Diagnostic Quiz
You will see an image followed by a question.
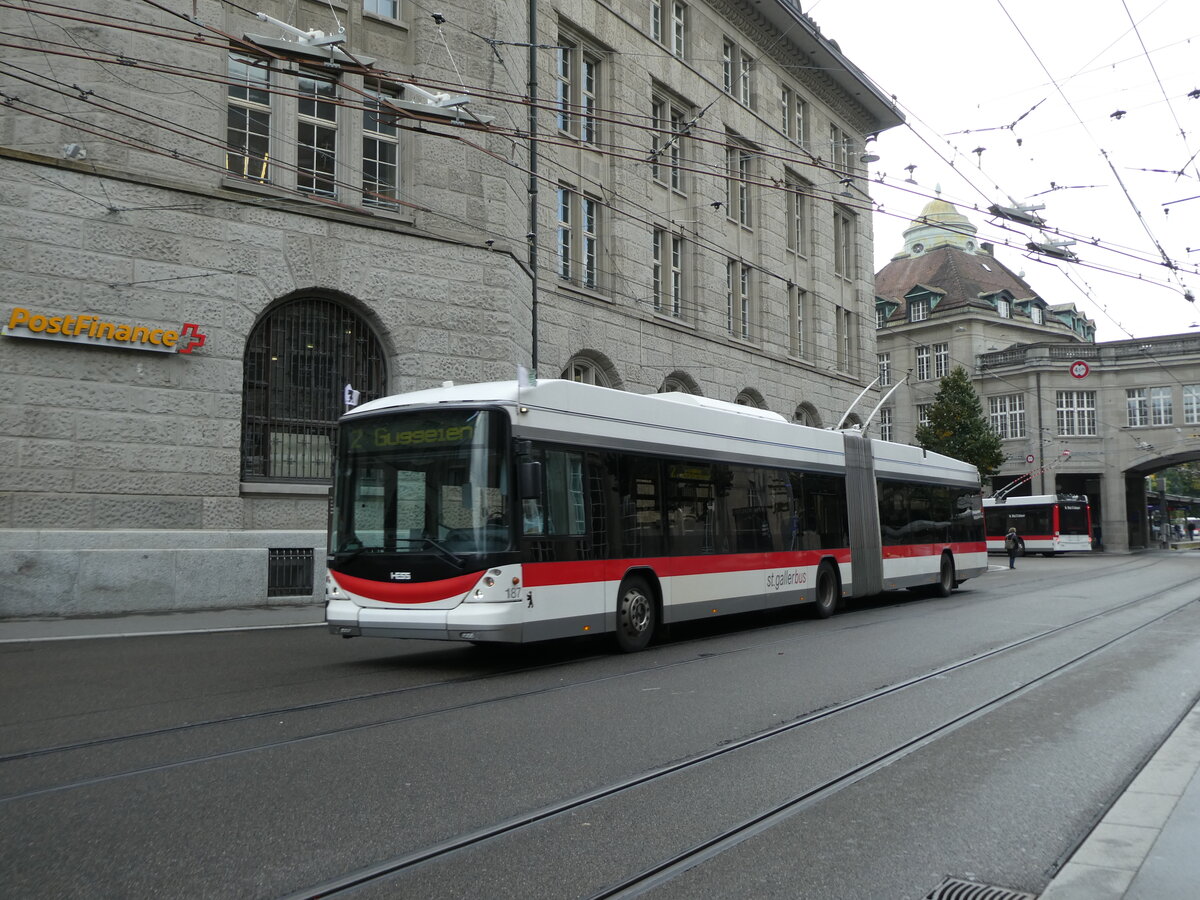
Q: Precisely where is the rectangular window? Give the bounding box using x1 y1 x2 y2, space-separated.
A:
652 230 683 317
989 394 1026 439
833 205 855 278
557 37 599 144
558 186 600 289
916 345 930 381
829 124 851 173
1151 386 1173 425
722 38 752 106
785 172 809 254
780 86 808 143
364 0 399 17
835 306 853 372
362 79 401 208
781 86 793 137
789 284 806 357
909 298 929 322
878 352 891 387
652 1 686 57
1031 305 1044 324
297 70 338 198
226 53 272 183
997 298 1011 318
933 342 949 378
1127 388 1148 427
876 306 888 328
651 94 688 192
878 408 893 442
726 259 751 339
1057 390 1097 436
1185 384 1200 424
918 404 931 429
726 141 753 227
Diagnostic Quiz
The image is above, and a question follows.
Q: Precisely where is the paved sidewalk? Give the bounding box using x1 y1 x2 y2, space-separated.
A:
0 604 326 642
1039 699 1200 899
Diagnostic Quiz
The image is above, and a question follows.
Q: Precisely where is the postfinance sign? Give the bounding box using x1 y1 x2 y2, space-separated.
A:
3 307 207 354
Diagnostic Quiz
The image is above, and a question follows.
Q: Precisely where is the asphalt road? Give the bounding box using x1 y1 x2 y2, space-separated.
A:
2 552 1199 899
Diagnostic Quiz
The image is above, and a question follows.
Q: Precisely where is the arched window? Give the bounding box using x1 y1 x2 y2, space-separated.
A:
658 371 700 395
794 403 822 428
734 388 765 408
561 351 620 389
242 295 386 482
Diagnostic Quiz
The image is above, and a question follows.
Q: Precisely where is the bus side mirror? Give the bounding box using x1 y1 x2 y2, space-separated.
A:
519 461 543 500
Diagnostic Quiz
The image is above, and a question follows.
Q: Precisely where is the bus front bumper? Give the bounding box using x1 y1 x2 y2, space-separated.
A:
326 597 525 642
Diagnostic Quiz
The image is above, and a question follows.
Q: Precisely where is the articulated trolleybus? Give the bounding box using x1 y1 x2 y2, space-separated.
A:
326 380 987 651
983 493 1092 556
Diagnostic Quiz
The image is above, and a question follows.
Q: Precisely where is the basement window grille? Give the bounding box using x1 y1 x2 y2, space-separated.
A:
268 548 315 597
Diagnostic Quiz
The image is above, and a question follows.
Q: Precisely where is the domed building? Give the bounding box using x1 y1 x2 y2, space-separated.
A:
871 196 1200 552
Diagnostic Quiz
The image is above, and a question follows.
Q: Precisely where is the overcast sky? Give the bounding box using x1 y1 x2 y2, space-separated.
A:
805 0 1200 342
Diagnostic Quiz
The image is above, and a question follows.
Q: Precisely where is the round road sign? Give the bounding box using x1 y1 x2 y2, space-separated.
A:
1069 360 1090 379
1025 454 1035 464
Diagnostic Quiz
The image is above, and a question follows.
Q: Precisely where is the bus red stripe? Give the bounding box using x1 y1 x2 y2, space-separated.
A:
332 569 484 604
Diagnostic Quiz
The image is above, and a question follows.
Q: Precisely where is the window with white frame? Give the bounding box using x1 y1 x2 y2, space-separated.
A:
996 297 1011 318
364 0 399 18
1057 390 1097 436
876 306 888 328
785 171 809 254
1151 386 1173 425
726 140 754 227
226 53 272 183
780 85 807 144
556 35 600 144
563 357 610 386
722 38 752 106
1127 388 1148 427
933 342 949 378
650 1 687 58
726 259 752 339
835 305 854 373
1185 384 1200 424
989 393 1026 439
789 284 807 358
829 123 852 174
362 79 401 208
833 205 855 279
651 93 688 192
652 229 683 317
297 69 338 198
909 297 929 322
915 345 931 381
917 404 931 429
877 407 893 442
1031 305 1044 325
878 352 891 386
557 184 600 289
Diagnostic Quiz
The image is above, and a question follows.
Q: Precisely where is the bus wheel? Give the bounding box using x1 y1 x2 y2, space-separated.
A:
810 562 840 619
615 576 656 652
933 553 955 597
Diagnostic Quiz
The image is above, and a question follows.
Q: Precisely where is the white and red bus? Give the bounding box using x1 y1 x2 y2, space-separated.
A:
983 493 1093 556
326 380 987 651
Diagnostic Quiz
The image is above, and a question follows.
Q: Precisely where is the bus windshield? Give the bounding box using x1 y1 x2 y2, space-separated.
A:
331 408 511 558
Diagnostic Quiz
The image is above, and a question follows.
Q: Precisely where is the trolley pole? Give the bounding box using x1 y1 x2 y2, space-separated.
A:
527 0 539 373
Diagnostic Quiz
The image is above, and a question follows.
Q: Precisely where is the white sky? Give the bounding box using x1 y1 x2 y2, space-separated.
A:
805 0 1200 341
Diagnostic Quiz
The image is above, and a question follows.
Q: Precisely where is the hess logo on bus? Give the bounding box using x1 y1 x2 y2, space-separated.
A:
390 572 412 581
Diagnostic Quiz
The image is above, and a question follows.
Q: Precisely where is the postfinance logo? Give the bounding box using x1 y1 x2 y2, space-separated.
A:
4 307 207 354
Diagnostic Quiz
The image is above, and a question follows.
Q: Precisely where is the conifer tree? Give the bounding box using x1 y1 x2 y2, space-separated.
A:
914 366 1004 478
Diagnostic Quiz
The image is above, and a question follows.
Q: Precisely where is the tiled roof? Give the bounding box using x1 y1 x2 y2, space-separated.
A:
875 245 1038 319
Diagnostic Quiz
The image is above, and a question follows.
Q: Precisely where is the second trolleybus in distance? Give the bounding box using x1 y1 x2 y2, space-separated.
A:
983 493 1093 556
326 379 987 651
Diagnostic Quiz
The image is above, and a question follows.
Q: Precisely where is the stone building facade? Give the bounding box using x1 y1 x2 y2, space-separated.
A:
874 198 1200 552
0 0 901 616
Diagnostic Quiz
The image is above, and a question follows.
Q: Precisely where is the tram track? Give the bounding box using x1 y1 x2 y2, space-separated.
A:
274 570 1200 899
0 558 1185 806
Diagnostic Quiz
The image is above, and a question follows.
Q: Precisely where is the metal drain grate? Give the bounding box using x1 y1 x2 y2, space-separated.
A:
923 877 1035 900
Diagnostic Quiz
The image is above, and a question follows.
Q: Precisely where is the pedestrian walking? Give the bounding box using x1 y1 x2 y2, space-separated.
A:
1004 526 1020 569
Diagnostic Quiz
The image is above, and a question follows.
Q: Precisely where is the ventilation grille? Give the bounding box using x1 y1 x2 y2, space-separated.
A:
923 877 1034 900
267 548 315 597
